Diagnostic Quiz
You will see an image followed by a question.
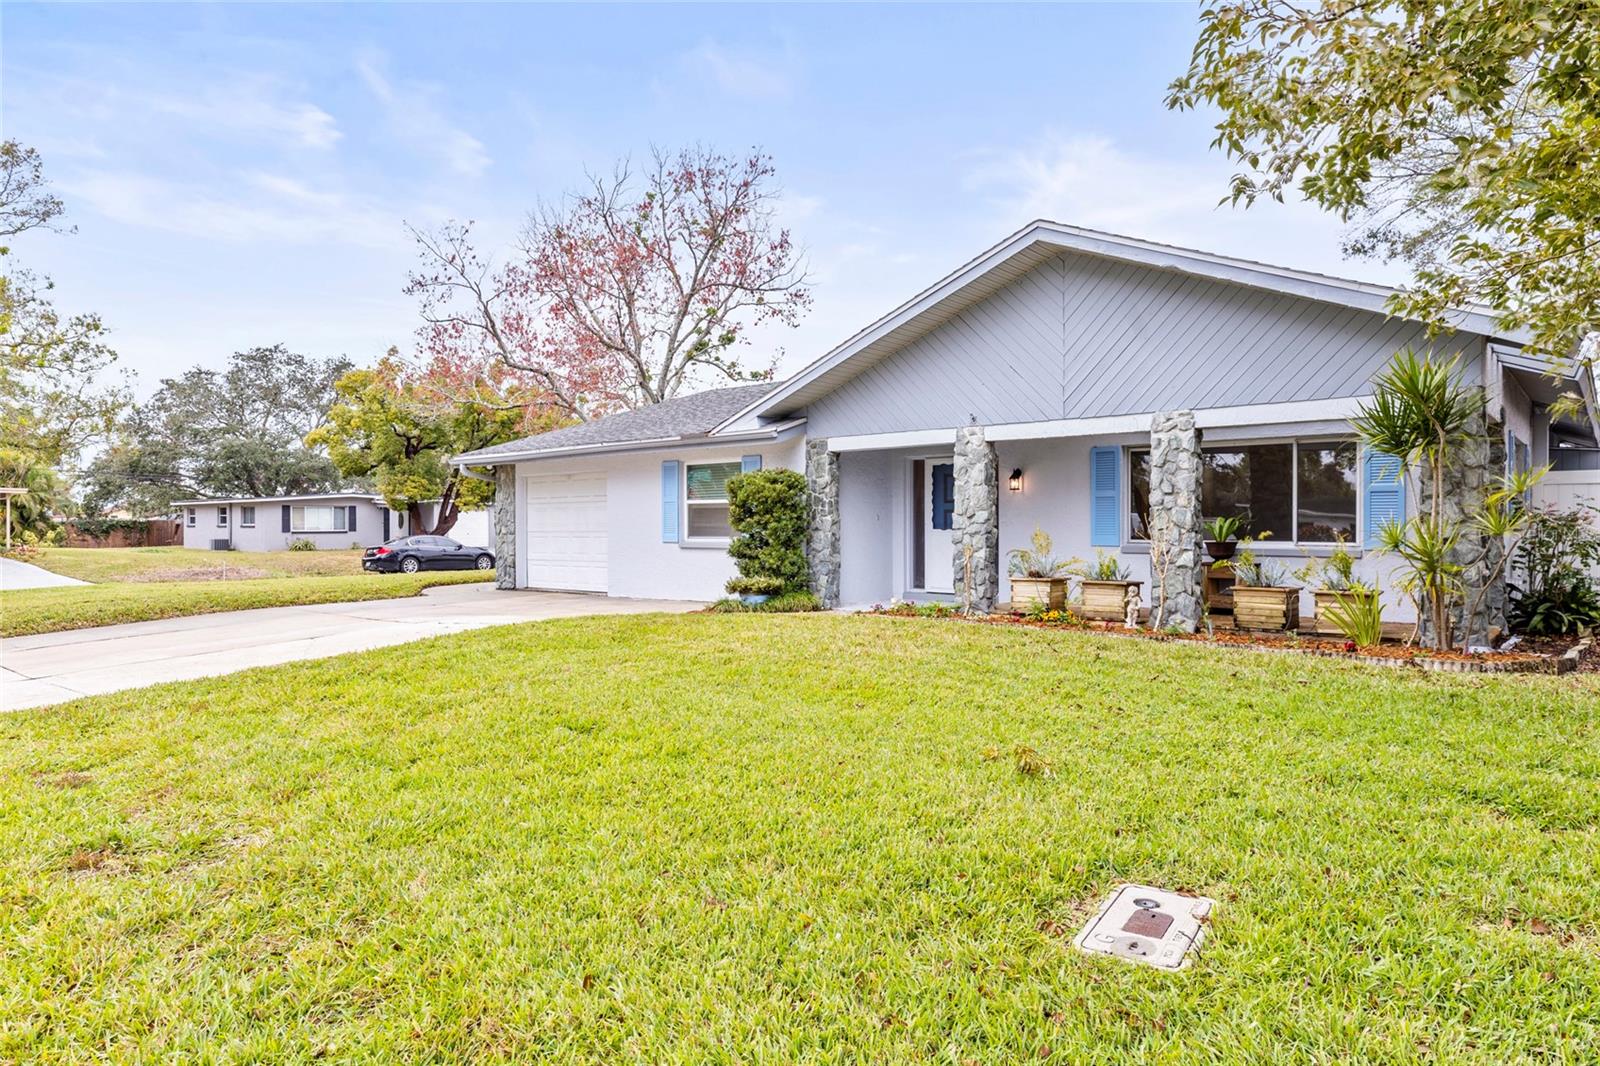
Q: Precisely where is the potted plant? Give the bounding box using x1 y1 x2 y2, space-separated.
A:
1203 514 1245 561
1007 526 1079 610
1077 549 1141 621
1229 534 1300 631
1294 536 1375 634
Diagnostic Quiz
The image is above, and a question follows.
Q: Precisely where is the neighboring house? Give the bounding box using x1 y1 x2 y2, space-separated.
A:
174 493 402 551
454 220 1600 624
172 493 495 552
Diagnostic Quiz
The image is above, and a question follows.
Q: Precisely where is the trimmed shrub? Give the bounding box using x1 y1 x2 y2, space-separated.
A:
725 469 808 595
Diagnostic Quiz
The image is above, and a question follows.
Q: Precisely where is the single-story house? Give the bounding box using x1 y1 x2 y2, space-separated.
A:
172 493 496 552
454 220 1600 632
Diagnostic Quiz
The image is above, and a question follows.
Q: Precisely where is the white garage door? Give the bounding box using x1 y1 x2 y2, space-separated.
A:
524 474 608 592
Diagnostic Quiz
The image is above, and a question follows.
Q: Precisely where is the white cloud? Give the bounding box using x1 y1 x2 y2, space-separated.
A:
63 169 404 250
355 48 490 177
156 94 342 150
966 133 1408 285
680 39 799 100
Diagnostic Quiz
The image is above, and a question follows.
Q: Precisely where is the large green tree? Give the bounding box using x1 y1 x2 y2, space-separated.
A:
0 140 128 467
1168 1 1600 397
82 345 350 516
308 353 561 536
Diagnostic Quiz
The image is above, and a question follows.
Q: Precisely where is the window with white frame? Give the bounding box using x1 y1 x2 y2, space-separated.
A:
186 507 196 527
290 505 348 533
239 505 256 528
1129 440 1358 544
217 506 229 527
684 461 742 541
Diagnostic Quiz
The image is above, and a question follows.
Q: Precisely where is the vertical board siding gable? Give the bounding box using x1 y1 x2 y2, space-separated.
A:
803 250 1487 438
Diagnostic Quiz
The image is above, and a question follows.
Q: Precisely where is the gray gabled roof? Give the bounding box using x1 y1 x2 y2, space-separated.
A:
728 219 1529 425
455 383 781 464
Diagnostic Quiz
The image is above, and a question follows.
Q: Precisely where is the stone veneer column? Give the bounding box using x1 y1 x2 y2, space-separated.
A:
1420 399 1507 647
493 464 517 590
806 440 841 608
952 426 999 613
1147 411 1203 632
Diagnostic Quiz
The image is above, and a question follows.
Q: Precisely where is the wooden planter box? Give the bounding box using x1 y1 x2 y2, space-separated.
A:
1010 576 1067 610
1081 579 1141 622
1310 588 1376 635
1232 586 1300 632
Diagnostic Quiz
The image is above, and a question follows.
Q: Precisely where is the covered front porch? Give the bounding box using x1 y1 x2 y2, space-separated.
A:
807 402 1413 628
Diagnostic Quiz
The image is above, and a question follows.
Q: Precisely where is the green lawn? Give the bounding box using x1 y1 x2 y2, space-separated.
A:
30 546 369 583
0 571 491 637
3 614 1596 1062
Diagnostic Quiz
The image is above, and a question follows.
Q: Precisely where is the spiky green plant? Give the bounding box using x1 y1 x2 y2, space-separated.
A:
1351 349 1544 650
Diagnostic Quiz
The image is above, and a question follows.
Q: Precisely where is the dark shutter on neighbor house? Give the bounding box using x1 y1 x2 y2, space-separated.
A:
282 505 291 533
383 509 390 541
348 505 357 532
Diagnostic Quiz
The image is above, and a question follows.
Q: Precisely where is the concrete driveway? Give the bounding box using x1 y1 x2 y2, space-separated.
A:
0 556 88 590
1 583 702 712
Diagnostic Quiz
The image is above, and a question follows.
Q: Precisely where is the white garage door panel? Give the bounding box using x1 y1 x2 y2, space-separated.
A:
524 474 608 592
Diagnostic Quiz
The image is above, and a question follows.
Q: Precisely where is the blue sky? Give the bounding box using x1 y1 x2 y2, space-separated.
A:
4 2 1405 399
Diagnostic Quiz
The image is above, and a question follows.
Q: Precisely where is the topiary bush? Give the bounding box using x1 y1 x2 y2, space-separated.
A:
725 468 809 595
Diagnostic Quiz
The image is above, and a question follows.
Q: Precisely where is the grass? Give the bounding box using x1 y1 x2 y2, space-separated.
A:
28 546 370 583
2 613 1596 1062
0 571 491 637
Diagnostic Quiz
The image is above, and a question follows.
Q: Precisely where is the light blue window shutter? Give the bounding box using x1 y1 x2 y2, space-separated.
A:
741 454 762 473
1089 446 1120 547
1363 449 1405 545
661 460 681 543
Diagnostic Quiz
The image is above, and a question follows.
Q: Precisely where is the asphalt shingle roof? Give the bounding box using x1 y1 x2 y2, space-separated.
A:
456 382 777 463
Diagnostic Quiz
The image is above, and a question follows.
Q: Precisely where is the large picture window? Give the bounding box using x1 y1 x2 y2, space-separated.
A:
1129 440 1357 544
291 505 348 533
684 461 742 541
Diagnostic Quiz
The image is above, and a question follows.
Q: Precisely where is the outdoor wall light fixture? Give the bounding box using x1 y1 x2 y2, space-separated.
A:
1009 468 1024 492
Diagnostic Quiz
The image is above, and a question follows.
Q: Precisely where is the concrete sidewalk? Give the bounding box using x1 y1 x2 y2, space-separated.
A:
1 583 701 711
0 556 88 590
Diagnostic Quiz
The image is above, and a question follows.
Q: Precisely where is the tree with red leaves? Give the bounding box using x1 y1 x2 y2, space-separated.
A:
407 146 810 421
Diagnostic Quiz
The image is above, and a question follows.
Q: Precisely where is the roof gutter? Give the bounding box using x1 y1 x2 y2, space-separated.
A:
452 417 807 468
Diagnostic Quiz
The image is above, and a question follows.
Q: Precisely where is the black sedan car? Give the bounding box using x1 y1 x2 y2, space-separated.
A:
363 535 495 574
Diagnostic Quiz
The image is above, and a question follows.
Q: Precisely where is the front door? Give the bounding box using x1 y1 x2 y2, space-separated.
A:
914 459 955 594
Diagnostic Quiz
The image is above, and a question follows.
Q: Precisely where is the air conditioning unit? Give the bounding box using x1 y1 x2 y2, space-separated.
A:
210 539 232 551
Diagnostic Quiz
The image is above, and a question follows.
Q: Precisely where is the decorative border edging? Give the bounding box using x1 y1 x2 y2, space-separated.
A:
865 610 1580 675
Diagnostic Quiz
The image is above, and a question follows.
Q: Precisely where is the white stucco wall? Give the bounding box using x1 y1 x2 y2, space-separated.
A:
511 438 805 601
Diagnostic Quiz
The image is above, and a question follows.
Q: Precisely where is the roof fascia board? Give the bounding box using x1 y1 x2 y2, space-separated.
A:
454 418 806 467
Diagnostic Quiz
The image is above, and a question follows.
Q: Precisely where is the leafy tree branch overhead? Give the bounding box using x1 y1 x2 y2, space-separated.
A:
406 146 810 421
1168 0 1600 404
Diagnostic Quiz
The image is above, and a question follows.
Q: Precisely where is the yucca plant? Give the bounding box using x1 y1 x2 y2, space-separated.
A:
1352 349 1545 650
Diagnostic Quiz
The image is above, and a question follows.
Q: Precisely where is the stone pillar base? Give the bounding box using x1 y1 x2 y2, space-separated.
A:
953 427 999 613
493 464 517 590
806 441 841 608
1148 411 1203 632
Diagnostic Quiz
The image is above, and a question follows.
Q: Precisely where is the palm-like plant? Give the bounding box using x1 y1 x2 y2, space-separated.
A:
1353 349 1545 650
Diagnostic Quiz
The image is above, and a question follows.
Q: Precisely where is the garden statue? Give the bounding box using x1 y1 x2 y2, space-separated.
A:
1124 583 1141 629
